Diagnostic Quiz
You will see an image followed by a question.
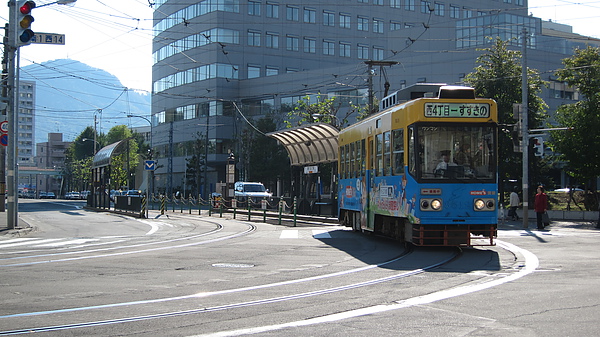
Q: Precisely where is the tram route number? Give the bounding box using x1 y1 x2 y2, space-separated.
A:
425 103 490 118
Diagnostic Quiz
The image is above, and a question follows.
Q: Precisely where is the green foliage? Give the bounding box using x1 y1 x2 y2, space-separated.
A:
553 46 600 184
185 132 207 196
247 117 290 188
464 37 548 194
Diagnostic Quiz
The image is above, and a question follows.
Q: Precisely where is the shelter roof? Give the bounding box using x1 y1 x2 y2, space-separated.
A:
266 123 339 166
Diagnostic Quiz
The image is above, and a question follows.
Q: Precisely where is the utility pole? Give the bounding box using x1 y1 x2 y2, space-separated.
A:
521 28 529 229
364 60 398 114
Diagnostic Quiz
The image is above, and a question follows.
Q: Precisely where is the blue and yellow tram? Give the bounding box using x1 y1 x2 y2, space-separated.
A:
338 86 498 246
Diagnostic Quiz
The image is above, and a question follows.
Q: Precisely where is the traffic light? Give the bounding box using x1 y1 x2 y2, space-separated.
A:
14 1 36 47
532 136 544 157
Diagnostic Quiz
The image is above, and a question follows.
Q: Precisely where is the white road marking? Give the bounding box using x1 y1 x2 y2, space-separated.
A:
35 238 100 247
0 238 62 248
279 230 298 239
193 239 538 337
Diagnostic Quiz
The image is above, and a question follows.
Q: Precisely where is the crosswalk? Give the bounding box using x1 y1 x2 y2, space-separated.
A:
0 230 343 250
0 236 129 250
279 229 334 239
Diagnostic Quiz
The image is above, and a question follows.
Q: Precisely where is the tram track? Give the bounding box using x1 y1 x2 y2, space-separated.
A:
0 246 462 335
0 219 255 268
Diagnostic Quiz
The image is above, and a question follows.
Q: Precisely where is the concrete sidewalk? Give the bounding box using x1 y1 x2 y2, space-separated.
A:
0 213 34 237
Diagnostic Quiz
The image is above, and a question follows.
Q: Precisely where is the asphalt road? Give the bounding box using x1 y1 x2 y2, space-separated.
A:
0 199 599 336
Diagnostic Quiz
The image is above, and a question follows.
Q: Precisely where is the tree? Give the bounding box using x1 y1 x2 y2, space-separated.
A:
464 37 547 202
552 46 600 212
64 126 101 192
185 132 207 197
247 116 290 191
104 125 139 190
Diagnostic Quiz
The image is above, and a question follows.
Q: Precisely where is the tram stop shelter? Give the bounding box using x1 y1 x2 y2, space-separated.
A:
88 139 131 210
266 123 339 216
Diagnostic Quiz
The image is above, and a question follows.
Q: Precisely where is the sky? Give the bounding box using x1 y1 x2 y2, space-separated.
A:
1 0 600 94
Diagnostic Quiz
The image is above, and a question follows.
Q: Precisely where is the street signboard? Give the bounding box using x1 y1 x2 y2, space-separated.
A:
0 134 8 147
0 121 8 133
30 33 65 45
144 160 156 171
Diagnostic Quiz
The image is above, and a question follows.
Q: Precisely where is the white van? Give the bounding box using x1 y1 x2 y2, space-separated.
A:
234 182 272 202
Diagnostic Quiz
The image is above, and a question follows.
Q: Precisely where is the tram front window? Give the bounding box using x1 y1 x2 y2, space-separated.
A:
414 124 496 181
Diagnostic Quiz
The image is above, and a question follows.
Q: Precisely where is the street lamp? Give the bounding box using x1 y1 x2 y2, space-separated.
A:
82 138 100 154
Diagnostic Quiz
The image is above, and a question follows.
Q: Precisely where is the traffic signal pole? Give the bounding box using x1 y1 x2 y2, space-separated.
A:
521 28 529 229
6 0 20 229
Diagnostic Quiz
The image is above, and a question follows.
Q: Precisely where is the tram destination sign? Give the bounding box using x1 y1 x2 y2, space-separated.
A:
424 102 490 118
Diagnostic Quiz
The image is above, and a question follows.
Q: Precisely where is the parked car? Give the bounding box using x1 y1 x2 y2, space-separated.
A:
124 190 142 197
40 192 56 199
65 192 81 200
234 181 272 203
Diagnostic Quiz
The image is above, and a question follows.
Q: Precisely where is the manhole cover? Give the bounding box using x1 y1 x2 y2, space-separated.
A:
212 263 255 268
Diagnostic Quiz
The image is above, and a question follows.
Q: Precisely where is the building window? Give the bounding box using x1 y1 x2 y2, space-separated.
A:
390 0 401 8
373 18 384 33
449 5 459 18
340 42 351 57
515 0 523 5
248 65 261 78
304 7 316 23
266 32 278 48
390 21 401 30
358 16 369 31
373 46 384 60
503 0 511 3
323 40 335 55
373 0 383 5
421 1 431 13
286 5 299 21
323 11 335 26
434 2 444 16
248 1 260 16
405 0 415 11
463 7 473 18
286 35 299 51
340 13 351 28
266 2 278 18
304 37 316 53
247 30 261 46
266 66 278 76
358 44 369 59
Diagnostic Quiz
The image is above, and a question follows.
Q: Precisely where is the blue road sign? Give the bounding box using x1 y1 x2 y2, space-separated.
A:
144 160 156 171
0 134 7 147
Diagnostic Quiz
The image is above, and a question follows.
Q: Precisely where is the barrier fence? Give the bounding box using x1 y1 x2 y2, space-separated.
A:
87 193 337 226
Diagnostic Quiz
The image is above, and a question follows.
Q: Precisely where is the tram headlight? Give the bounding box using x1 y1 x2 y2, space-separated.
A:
420 198 442 211
474 199 486 210
474 198 496 211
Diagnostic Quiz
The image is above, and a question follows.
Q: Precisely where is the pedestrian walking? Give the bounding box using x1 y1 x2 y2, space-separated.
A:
509 188 520 221
534 185 548 230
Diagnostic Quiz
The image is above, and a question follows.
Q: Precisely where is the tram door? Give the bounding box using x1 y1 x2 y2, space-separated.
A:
363 136 375 231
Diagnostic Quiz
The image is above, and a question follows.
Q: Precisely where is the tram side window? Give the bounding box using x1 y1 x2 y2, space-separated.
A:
408 127 415 176
375 133 383 176
360 139 366 176
383 131 391 175
393 129 404 175
344 144 350 179
355 140 362 177
349 142 356 178
340 144 345 179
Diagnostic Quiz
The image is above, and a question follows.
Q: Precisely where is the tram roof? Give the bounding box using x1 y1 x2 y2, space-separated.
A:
266 123 339 166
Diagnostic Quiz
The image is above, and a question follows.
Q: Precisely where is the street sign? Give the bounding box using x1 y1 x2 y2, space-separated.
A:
0 121 8 133
144 160 156 171
0 134 8 147
30 33 65 45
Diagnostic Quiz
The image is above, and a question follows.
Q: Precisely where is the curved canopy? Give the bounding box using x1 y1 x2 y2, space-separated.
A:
266 123 339 166
92 139 130 168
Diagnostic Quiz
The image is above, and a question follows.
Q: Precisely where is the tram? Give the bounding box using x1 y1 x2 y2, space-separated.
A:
338 85 498 246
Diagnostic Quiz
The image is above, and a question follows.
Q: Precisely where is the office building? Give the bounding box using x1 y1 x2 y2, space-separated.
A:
151 0 599 195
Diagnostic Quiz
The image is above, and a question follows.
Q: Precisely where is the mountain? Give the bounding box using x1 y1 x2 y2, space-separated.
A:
20 59 151 145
